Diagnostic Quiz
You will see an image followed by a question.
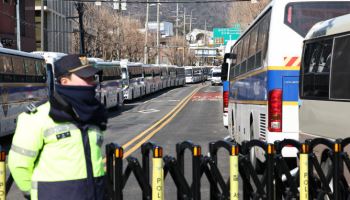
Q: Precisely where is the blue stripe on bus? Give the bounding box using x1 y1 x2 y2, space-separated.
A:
267 70 299 101
230 70 300 102
223 81 229 91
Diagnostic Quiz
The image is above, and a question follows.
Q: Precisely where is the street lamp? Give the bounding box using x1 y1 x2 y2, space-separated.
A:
144 0 149 64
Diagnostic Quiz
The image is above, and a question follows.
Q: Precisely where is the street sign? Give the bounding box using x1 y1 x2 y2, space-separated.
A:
213 25 241 46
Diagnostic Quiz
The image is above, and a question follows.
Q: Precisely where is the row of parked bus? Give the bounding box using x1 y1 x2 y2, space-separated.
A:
90 60 186 109
184 66 213 83
220 0 350 170
0 50 188 137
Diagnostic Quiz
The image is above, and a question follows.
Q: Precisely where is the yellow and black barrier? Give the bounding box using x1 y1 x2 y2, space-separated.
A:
300 143 309 200
152 146 163 200
105 138 350 200
230 145 239 200
0 149 5 200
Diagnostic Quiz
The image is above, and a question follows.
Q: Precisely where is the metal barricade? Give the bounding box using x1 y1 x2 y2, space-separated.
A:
104 138 350 200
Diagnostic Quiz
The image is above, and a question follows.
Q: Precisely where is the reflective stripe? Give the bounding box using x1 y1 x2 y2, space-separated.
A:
44 124 78 138
11 144 38 157
32 181 38 190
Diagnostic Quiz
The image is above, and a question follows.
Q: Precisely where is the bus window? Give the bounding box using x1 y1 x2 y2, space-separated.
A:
0 56 13 74
330 34 350 100
24 58 36 82
12 57 25 74
262 12 271 62
242 35 250 62
25 59 36 75
236 42 243 65
12 56 25 82
284 2 350 37
248 26 258 71
256 12 271 69
35 61 43 75
301 39 332 99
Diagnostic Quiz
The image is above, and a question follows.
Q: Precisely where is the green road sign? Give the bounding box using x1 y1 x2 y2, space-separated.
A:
213 24 241 46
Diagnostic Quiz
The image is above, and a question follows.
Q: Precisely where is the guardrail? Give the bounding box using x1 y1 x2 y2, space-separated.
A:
106 138 350 200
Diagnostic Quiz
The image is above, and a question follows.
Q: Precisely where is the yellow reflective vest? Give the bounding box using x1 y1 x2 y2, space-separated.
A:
8 102 105 200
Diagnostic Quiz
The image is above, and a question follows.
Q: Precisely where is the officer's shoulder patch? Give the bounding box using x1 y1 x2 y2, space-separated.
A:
25 100 47 114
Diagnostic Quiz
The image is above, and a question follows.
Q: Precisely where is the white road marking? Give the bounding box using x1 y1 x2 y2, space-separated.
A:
138 109 160 114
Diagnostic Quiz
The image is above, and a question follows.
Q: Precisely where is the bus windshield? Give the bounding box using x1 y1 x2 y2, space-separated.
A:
185 69 192 76
212 72 221 77
284 2 350 37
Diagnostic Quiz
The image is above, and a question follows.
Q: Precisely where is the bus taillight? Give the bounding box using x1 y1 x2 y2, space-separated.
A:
223 81 229 112
223 91 229 112
268 89 282 132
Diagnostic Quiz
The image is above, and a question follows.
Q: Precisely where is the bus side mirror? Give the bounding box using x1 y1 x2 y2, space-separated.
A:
221 63 228 81
224 53 237 62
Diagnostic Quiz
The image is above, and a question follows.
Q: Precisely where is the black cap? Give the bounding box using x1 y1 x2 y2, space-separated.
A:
54 54 100 78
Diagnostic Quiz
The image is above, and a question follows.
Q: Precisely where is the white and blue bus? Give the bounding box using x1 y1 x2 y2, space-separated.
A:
226 0 350 165
0 48 47 137
185 66 201 83
92 61 124 109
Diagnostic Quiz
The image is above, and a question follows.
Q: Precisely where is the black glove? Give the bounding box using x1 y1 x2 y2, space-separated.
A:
23 192 30 200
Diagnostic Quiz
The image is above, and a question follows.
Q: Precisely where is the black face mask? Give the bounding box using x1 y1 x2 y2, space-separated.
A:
53 85 107 129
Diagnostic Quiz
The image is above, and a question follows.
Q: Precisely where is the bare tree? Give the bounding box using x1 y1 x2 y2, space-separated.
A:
72 4 147 62
162 37 184 65
226 0 271 31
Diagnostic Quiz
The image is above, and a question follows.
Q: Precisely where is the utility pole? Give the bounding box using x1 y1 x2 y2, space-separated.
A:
176 3 179 38
16 0 21 50
204 19 207 46
40 0 44 50
144 0 149 64
182 8 186 66
156 0 160 64
75 2 85 55
190 9 194 34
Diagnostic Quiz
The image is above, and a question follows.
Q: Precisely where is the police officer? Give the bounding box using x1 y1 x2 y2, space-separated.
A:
8 54 108 200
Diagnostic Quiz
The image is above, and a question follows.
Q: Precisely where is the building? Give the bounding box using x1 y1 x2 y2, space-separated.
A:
186 29 213 47
34 0 75 53
0 0 36 51
186 29 218 65
147 21 174 37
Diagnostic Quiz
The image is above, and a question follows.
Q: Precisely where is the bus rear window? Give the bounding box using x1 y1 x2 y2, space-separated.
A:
284 2 350 37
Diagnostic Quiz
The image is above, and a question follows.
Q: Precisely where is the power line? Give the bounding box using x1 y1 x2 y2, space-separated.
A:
63 0 246 4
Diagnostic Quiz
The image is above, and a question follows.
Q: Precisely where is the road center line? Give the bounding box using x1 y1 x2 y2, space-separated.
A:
122 86 201 150
122 86 202 157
